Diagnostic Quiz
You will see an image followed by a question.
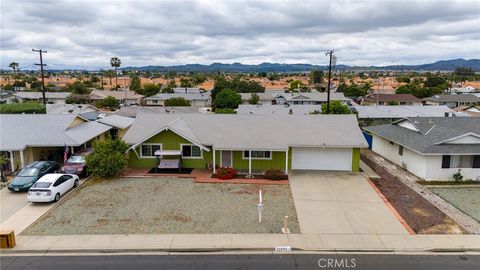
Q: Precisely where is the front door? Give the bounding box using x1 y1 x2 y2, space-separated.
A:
221 151 232 168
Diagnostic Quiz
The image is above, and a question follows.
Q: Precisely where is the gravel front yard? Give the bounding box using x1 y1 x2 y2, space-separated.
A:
22 177 299 235
429 187 480 222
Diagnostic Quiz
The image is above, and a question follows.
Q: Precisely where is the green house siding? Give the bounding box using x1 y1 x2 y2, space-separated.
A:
231 151 287 171
128 130 212 169
351 148 360 172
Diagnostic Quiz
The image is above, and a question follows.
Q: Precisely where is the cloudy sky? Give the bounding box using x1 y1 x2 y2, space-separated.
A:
1 0 479 70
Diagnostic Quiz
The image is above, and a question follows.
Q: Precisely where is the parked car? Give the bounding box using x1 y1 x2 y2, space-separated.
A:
7 161 59 192
61 149 92 177
27 173 79 203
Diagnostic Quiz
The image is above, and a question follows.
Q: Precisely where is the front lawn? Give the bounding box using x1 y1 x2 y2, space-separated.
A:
22 177 299 235
0 102 46 114
429 187 480 222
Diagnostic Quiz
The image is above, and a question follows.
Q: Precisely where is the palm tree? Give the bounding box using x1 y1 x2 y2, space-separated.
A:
9 62 19 86
110 57 121 88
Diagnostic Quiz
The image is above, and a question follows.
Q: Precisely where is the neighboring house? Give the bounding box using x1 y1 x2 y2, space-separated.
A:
360 94 422 106
144 92 211 107
237 104 322 115
353 105 455 126
452 105 480 117
277 92 351 105
239 92 278 105
172 88 203 94
122 114 368 174
98 114 135 138
0 115 112 170
0 90 15 104
89 90 144 105
423 94 480 108
114 106 206 118
450 86 477 94
14 91 71 104
46 104 101 121
364 117 480 181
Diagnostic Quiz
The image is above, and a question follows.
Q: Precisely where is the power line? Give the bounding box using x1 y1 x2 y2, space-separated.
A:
32 48 47 105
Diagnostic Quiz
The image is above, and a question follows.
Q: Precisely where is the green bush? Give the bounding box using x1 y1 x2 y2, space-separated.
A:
213 88 242 109
86 138 129 178
264 169 288 180
214 108 236 114
164 97 191 106
0 102 46 114
95 96 118 110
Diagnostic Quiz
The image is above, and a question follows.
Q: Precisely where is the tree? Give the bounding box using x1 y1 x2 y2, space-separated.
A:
104 70 115 85
387 100 399 105
343 82 368 97
89 75 100 88
62 81 90 95
211 76 265 101
130 74 141 93
213 88 242 109
86 138 129 178
138 83 161 97
289 80 308 91
180 77 193 93
96 96 118 110
66 94 90 104
164 97 191 106
110 57 121 87
321 100 350 114
425 76 446 88
215 108 236 114
191 73 207 85
9 62 19 86
248 93 260 105
309 69 323 90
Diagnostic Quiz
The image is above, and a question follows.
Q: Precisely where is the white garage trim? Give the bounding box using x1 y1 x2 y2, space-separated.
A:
292 147 352 171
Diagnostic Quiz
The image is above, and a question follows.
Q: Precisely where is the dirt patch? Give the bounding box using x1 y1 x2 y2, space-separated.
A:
362 155 466 234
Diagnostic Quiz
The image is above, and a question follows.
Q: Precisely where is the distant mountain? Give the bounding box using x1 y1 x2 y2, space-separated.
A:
120 58 479 73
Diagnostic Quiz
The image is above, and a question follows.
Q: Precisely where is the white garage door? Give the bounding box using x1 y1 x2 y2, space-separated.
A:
292 147 352 171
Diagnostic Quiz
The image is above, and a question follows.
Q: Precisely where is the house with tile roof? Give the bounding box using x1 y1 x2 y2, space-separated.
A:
364 117 480 181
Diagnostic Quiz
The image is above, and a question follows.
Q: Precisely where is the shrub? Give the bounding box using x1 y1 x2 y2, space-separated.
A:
164 97 191 106
215 108 236 114
0 102 46 114
264 169 288 180
216 167 237 180
453 169 463 182
95 96 118 110
86 138 129 178
213 88 242 109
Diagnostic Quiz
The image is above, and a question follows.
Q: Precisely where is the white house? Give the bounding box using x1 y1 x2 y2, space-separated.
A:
365 117 480 181
144 92 211 107
14 92 71 104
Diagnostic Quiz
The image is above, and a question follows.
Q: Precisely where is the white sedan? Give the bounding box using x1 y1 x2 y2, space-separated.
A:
27 174 79 203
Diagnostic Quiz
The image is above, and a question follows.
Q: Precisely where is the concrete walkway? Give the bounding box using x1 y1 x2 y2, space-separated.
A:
289 172 408 235
2 234 479 254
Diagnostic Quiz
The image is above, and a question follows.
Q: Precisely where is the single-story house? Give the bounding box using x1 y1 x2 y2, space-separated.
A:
277 92 351 105
364 117 480 181
144 92 211 107
239 92 277 105
122 114 368 174
360 94 422 106
423 94 480 108
14 91 71 104
450 86 477 94
113 106 205 118
0 90 15 104
452 105 480 117
89 90 144 105
0 114 113 171
46 104 101 121
353 105 455 126
172 88 203 94
237 104 322 115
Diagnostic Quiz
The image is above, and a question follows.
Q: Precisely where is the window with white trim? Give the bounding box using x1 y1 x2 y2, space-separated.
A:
140 144 162 157
442 155 480 168
181 144 202 158
243 151 271 159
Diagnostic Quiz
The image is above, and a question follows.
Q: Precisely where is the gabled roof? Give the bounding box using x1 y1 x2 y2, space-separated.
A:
14 92 71 99
423 94 480 103
89 90 144 100
144 92 211 101
363 94 420 103
283 92 349 102
237 104 322 115
353 105 453 119
365 117 480 154
46 104 99 115
0 115 111 151
98 115 134 129
123 114 368 151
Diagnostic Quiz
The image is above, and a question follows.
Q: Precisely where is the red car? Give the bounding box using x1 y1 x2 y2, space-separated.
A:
61 149 92 177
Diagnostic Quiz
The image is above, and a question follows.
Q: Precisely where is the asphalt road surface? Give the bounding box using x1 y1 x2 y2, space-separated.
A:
1 254 479 270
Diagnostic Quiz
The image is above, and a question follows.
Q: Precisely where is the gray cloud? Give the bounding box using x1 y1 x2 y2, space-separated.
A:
1 0 479 69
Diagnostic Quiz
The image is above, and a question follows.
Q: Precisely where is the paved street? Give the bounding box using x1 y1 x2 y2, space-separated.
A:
0 188 29 224
1 254 479 270
289 172 408 234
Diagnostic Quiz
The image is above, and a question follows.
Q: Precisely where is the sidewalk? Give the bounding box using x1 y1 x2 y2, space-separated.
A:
2 234 479 254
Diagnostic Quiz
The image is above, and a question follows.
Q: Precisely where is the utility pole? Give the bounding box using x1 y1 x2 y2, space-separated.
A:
325 50 334 114
32 49 47 105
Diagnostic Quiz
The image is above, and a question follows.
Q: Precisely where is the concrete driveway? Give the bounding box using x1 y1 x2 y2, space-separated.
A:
289 171 408 235
1 187 29 223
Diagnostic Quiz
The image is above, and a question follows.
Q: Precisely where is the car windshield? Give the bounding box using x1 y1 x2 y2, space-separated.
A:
18 168 39 177
67 156 85 163
32 182 52 188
